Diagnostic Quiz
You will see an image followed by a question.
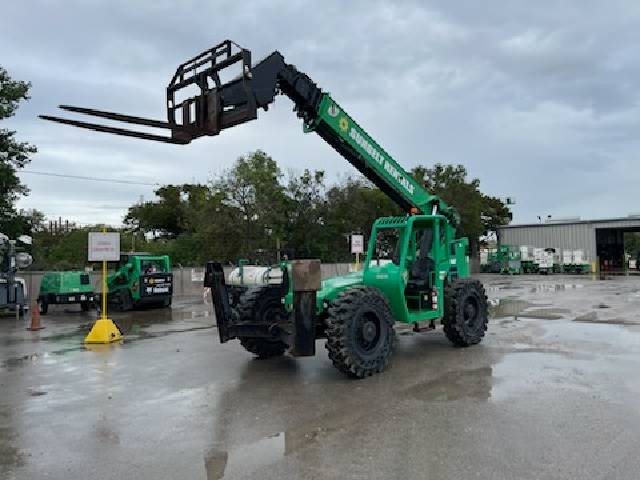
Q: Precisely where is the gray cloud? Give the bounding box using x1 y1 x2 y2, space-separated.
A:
2 0 640 225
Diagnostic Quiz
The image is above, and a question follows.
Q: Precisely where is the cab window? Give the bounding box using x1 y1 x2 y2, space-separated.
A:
141 259 166 274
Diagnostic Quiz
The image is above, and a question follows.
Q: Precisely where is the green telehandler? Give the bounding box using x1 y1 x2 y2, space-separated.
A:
41 40 489 378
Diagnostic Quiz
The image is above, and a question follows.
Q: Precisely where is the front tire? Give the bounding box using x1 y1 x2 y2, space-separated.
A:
236 287 289 359
40 299 49 315
325 286 395 378
443 279 488 347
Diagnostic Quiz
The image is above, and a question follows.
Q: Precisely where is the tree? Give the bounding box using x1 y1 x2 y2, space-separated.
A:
0 67 38 237
324 177 402 261
212 150 289 257
285 169 327 258
412 164 511 255
124 184 211 238
624 233 640 261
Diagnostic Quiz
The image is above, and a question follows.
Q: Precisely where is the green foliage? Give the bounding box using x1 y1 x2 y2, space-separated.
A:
323 177 402 261
285 169 327 259
31 228 90 270
213 150 289 255
0 67 39 237
412 164 511 253
624 233 640 260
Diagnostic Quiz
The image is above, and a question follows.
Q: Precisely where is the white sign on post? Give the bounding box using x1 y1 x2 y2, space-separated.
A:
88 232 121 261
351 234 364 254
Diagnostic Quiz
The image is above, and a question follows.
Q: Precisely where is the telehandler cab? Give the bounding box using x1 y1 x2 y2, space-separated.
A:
41 40 488 378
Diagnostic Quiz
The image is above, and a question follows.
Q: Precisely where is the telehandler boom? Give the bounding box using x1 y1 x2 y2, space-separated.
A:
42 40 488 378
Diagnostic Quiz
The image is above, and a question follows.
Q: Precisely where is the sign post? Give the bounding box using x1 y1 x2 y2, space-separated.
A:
351 234 364 271
85 229 122 344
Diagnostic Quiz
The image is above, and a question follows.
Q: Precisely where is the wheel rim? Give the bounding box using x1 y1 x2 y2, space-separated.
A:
463 295 480 329
354 311 383 356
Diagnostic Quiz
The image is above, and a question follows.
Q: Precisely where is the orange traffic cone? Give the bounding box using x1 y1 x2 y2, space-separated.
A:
27 301 44 331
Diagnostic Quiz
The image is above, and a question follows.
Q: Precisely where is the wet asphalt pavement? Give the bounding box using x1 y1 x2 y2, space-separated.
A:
2 274 640 479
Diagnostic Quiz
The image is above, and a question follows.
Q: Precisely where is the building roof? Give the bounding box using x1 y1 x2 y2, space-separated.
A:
499 216 640 229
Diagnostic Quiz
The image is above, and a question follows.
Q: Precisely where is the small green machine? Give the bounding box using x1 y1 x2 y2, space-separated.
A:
106 253 173 311
38 271 96 315
42 40 489 378
497 245 521 275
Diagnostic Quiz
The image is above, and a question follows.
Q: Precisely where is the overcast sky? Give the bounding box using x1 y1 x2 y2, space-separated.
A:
3 0 640 226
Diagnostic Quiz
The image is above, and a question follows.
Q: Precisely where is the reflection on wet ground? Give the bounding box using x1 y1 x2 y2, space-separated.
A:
406 367 493 401
529 283 584 293
205 433 285 480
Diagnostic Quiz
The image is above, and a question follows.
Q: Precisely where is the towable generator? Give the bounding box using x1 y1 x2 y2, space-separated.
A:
38 271 95 314
41 40 489 378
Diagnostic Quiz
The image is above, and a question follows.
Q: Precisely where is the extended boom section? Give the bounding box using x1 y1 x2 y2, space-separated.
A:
40 40 456 222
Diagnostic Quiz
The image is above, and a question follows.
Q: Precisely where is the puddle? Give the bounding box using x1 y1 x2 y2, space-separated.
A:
204 415 344 479
530 283 584 293
491 351 586 400
520 308 570 320
205 432 285 480
575 311 598 322
573 312 638 326
488 298 565 320
489 299 534 319
406 367 494 401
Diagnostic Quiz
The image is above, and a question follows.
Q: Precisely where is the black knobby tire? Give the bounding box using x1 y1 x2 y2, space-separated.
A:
235 286 288 359
443 279 488 347
325 286 396 378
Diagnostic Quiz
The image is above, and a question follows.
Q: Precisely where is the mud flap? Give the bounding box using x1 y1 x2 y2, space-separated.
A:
290 260 321 357
204 262 234 343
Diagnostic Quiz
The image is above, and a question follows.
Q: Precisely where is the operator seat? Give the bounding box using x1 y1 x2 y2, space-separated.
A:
406 230 435 291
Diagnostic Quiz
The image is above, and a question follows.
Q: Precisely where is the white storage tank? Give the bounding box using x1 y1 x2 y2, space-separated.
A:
227 265 283 287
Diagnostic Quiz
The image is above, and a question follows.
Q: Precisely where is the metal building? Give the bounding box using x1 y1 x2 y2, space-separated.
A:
496 216 640 270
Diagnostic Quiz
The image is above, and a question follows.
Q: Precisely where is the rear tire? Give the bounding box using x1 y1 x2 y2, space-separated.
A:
325 286 395 378
236 287 288 359
443 279 488 347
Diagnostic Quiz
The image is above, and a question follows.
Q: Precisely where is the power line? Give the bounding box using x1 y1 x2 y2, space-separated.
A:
20 170 159 186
